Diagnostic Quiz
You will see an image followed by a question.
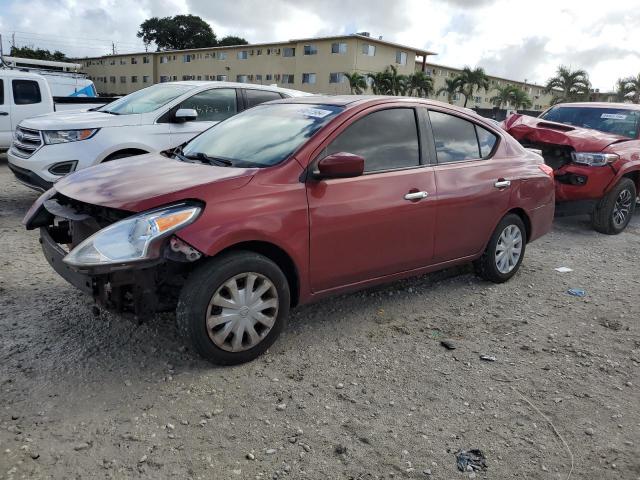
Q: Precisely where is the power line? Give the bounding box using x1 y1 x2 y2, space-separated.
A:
6 29 146 48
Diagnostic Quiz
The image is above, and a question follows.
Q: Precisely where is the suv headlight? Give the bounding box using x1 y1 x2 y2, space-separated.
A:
43 129 99 144
571 152 619 167
63 203 201 267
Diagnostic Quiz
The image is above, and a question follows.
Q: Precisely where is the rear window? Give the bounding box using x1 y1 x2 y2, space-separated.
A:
540 106 640 139
12 80 42 105
429 111 497 162
245 89 283 108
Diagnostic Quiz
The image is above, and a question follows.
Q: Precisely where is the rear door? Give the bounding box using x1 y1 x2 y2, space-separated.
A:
306 105 437 292
0 77 12 148
169 88 239 145
425 108 515 262
10 77 50 131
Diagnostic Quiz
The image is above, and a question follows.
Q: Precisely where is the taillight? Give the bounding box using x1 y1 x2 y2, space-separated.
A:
538 164 554 178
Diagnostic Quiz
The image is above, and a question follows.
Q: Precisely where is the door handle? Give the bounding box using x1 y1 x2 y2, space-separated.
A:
404 191 429 201
494 180 511 189
0 111 8 116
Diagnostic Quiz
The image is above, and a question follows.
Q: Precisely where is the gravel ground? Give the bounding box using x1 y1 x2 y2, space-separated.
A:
1 153 639 480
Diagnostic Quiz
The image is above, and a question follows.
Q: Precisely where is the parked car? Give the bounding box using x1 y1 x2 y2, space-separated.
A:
503 102 640 234
1 68 109 151
7 81 309 191
25 96 555 365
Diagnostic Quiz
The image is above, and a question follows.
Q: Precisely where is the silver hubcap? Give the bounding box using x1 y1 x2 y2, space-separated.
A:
613 189 633 227
206 273 278 352
495 224 523 274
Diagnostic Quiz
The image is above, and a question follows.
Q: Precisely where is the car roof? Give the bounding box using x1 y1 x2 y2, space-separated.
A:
552 102 640 110
162 80 310 96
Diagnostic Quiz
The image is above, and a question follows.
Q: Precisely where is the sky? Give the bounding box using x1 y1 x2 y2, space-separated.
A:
1 0 639 91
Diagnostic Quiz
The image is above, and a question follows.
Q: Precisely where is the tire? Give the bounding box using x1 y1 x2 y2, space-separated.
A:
474 213 527 283
592 177 636 235
177 251 290 365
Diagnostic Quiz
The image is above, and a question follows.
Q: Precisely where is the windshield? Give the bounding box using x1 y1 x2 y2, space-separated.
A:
181 103 344 167
98 84 192 115
540 106 640 139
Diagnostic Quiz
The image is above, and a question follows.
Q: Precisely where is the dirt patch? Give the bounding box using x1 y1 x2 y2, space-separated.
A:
1 154 639 479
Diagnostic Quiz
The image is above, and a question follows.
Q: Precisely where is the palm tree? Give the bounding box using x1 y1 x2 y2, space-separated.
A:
384 65 408 96
510 86 533 110
545 66 590 105
456 67 490 107
615 78 630 102
343 72 367 94
621 74 640 103
407 71 434 98
436 77 462 104
491 84 516 108
367 71 392 95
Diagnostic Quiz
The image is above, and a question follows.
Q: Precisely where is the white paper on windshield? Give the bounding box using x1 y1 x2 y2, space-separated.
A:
300 108 333 118
601 113 627 120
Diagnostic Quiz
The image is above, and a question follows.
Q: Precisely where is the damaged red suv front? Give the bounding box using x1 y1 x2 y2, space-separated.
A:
504 103 640 234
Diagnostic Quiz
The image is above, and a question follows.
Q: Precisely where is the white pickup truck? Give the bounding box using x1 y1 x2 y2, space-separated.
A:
7 81 309 191
1 68 109 150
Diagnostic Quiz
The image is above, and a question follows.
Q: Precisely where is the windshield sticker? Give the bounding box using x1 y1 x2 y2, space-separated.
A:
300 108 333 119
601 113 627 120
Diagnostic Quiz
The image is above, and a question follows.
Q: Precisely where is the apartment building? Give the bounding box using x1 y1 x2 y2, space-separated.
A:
81 33 434 96
421 62 555 110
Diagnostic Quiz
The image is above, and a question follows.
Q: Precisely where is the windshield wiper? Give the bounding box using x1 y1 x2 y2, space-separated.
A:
101 110 120 115
184 152 233 167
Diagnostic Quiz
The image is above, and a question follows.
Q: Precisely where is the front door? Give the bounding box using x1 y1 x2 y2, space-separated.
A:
0 78 12 148
307 106 437 292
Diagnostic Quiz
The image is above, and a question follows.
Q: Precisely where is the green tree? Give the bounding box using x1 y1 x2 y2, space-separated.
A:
384 65 408 96
9 46 68 62
545 65 590 105
137 14 217 51
218 35 248 46
406 71 434 97
491 84 516 108
620 74 640 103
436 77 462 104
456 66 490 107
615 78 630 102
343 72 367 94
367 71 392 95
511 86 533 110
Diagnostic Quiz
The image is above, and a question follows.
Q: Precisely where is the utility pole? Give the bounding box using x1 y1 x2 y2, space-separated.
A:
112 42 116 55
0 34 4 58
11 32 15 48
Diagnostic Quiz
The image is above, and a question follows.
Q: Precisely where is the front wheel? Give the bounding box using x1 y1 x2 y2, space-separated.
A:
592 177 636 235
177 251 290 365
474 214 527 283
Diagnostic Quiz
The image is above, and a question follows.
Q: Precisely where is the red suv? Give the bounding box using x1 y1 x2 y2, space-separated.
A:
504 103 640 234
25 96 554 365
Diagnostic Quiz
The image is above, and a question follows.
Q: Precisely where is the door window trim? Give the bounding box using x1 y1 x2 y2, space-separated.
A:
425 107 501 166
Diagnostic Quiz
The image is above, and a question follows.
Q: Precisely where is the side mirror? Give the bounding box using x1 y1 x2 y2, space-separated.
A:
174 108 198 123
315 152 364 179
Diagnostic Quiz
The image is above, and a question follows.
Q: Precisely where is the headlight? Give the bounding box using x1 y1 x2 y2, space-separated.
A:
63 203 201 267
42 129 99 144
571 152 619 167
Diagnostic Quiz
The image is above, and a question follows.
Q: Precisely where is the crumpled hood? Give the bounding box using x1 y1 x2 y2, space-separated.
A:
20 109 141 129
503 114 630 152
53 153 256 211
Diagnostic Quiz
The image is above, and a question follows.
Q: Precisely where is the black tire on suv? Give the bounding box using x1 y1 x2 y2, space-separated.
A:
592 177 636 235
474 213 527 283
177 251 290 365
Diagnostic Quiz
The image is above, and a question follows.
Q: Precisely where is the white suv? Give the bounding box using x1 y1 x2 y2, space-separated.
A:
7 81 309 191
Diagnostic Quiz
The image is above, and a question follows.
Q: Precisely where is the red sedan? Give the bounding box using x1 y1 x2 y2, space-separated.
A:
25 96 555 365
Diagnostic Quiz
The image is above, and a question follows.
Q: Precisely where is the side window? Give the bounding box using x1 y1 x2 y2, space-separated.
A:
325 108 420 172
0 79 4 105
245 89 283 108
12 80 42 105
177 88 237 122
429 110 480 162
476 125 497 157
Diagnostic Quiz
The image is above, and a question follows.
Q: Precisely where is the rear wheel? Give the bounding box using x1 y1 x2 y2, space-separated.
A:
592 177 636 234
474 214 526 283
177 251 290 365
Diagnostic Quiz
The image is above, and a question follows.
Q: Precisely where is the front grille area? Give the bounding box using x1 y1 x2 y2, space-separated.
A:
10 126 43 158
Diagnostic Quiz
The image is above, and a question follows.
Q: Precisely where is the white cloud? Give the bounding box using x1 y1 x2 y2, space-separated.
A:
1 0 639 90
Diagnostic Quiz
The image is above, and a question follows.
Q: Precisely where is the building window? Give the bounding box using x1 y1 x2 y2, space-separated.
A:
109 59 115 65
395 51 407 65
218 52 227 60
302 73 317 84
119 58 127 65
303 45 318 55
119 76 126 84
160 56 168 64
131 57 138 64
256 74 263 81
256 49 262 55
283 47 295 57
182 75 195 80
266 74 273 81
281 74 294 84
331 42 347 54
183 54 192 63
143 76 149 83
109 76 116 84
131 76 138 83
159 76 169 83
143 56 149 64
237 51 248 60
362 44 376 56
236 75 248 83
329 72 345 84
216 74 227 81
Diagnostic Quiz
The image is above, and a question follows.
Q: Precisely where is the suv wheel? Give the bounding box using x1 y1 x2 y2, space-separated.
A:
177 251 290 365
474 213 526 283
592 177 636 235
